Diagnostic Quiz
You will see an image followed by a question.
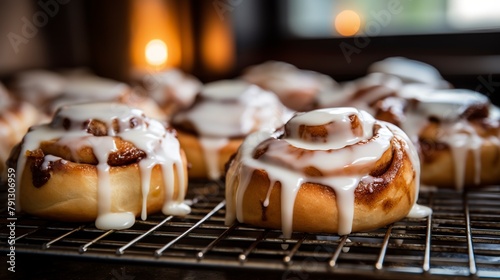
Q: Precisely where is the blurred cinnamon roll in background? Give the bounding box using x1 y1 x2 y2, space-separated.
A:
140 68 202 118
0 83 40 182
390 87 500 190
172 80 289 180
316 57 500 190
11 70 166 120
241 61 337 112
367 57 452 89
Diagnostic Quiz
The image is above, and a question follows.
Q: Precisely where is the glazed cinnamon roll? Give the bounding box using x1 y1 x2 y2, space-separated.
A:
172 80 288 180
141 68 202 117
394 86 500 190
318 73 402 114
317 60 500 190
226 107 430 237
367 57 451 89
12 69 66 108
9 102 189 230
241 61 337 111
49 74 166 120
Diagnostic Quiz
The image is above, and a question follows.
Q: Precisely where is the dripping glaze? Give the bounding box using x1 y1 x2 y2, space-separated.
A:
226 107 431 238
399 87 497 190
15 102 190 230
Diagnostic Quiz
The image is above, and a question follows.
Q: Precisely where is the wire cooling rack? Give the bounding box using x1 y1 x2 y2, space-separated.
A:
1 182 499 279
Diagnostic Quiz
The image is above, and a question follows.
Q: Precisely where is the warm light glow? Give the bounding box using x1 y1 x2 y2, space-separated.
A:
335 10 361 36
145 39 168 67
200 2 234 74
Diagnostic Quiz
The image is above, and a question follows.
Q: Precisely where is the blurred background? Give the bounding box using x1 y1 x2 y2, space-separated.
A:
1 0 499 103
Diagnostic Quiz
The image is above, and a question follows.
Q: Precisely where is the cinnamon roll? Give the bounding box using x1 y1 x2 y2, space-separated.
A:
49 74 166 120
141 68 202 117
367 56 451 89
317 72 402 116
172 80 288 180
394 87 500 190
12 69 66 108
9 102 190 230
317 60 500 190
226 107 430 237
241 61 337 111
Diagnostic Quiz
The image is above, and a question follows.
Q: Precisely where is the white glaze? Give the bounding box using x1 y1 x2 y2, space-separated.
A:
368 57 449 88
40 155 67 170
226 108 429 238
50 74 165 120
199 137 229 180
0 83 12 109
148 68 201 107
397 87 494 190
401 88 489 121
15 102 189 229
241 61 336 101
440 124 483 191
316 73 402 116
289 58 497 191
284 108 376 150
173 80 286 180
95 212 136 230
48 76 130 115
1 87 40 182
176 80 284 137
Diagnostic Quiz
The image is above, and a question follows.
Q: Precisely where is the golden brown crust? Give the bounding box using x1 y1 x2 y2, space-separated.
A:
176 129 242 179
17 150 188 222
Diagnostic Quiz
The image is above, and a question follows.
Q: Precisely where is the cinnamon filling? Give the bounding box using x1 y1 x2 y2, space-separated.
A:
27 150 50 188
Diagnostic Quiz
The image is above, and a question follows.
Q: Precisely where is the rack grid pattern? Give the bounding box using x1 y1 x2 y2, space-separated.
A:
1 182 499 279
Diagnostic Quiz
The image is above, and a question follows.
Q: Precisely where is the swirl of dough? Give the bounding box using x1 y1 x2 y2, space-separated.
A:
226 107 430 237
395 87 500 190
10 102 189 230
13 70 66 108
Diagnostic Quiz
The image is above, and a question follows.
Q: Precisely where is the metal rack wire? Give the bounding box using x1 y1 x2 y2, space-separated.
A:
1 182 499 279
